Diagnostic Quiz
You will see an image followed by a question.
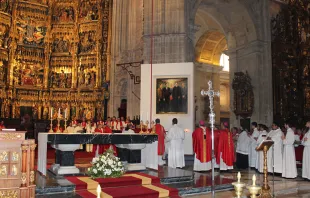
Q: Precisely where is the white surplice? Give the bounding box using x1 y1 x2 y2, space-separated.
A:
165 124 185 169
282 128 297 178
302 130 310 180
267 128 283 173
255 130 268 173
236 131 251 155
249 128 260 167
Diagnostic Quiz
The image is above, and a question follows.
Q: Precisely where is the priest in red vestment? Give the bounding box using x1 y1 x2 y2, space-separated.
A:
92 124 104 155
103 123 118 156
192 120 212 171
216 122 234 170
155 119 166 165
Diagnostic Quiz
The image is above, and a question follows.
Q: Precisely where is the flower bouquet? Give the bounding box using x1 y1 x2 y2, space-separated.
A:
88 148 125 179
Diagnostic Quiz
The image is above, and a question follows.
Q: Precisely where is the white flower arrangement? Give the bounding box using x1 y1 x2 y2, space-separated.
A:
88 148 125 178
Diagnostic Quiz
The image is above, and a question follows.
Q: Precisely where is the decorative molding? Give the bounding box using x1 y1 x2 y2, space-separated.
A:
116 61 143 84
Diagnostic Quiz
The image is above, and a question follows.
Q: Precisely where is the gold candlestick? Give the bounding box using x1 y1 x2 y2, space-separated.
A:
232 172 245 198
247 175 261 198
56 118 61 133
261 145 272 198
63 118 68 133
48 118 53 133
139 121 144 134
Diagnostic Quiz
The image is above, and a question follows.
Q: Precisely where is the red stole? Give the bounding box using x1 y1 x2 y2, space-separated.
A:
192 127 212 163
216 129 234 166
155 124 166 155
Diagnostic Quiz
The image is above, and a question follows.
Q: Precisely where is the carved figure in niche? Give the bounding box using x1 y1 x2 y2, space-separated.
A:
91 71 96 85
11 165 17 176
0 165 7 176
0 24 9 49
16 18 46 46
66 73 72 88
59 70 67 88
42 101 49 119
3 99 10 118
53 37 69 53
78 67 85 85
32 103 38 119
0 61 5 83
79 31 96 53
15 101 20 118
13 66 20 86
85 108 92 120
85 72 91 85
79 1 98 21
0 0 10 13
54 7 74 23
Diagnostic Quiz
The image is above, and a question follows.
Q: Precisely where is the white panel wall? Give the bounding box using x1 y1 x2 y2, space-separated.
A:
141 62 194 154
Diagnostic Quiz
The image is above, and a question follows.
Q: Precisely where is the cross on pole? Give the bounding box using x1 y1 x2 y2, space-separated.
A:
201 80 220 198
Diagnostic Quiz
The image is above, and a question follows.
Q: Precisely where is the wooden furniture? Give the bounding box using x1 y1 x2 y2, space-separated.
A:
0 131 36 198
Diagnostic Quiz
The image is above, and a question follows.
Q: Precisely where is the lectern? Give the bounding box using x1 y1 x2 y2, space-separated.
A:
256 140 274 198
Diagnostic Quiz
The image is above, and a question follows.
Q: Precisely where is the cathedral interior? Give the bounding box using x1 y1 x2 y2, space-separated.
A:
0 0 309 130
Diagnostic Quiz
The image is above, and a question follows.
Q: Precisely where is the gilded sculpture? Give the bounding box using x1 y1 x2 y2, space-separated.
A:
0 0 111 120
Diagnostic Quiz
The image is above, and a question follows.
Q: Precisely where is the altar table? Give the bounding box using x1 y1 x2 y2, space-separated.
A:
38 133 158 176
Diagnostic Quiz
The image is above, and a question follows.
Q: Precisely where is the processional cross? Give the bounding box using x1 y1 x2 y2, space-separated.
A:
201 80 220 198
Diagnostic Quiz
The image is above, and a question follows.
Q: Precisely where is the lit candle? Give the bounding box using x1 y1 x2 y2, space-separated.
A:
58 108 60 118
96 184 101 198
237 172 241 183
252 175 256 186
65 108 67 119
51 108 53 119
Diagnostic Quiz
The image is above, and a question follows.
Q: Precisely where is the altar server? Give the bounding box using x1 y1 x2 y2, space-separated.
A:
256 124 268 173
74 122 83 133
282 122 297 178
165 118 185 168
236 127 251 169
302 121 310 180
267 122 283 173
249 122 259 168
192 120 212 171
155 119 166 165
217 122 234 170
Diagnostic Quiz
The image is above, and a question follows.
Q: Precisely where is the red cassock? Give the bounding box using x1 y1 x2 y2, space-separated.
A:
216 129 234 166
192 127 212 163
102 126 118 156
93 128 104 154
155 124 166 155
214 130 220 163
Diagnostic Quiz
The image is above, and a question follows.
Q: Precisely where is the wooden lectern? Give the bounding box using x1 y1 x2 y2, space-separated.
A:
256 140 274 198
0 131 36 198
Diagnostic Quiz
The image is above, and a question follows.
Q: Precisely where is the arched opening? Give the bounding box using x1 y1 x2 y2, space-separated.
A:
220 53 229 72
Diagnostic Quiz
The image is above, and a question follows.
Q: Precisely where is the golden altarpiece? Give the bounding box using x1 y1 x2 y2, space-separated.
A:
0 0 111 121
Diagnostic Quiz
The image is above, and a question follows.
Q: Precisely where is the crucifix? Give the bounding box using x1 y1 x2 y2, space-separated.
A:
201 80 220 198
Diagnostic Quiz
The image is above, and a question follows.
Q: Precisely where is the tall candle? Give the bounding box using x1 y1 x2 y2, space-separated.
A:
65 108 67 119
252 175 256 186
58 108 60 118
51 108 53 119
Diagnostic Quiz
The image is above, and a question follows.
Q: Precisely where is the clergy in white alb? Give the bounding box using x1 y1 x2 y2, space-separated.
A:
249 122 260 168
267 122 283 174
282 122 297 178
236 129 251 169
165 118 185 169
255 124 268 173
302 121 310 180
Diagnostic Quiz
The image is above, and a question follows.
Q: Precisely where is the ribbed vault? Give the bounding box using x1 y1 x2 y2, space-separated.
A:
195 30 227 66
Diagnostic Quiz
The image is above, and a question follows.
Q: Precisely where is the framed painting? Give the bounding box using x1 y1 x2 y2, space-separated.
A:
156 78 188 114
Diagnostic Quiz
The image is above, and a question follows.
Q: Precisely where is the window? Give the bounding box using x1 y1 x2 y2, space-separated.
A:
220 53 229 72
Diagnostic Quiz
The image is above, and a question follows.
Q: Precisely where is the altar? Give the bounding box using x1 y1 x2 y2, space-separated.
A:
38 133 158 176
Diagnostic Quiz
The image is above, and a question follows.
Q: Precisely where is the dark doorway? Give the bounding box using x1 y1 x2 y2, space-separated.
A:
118 99 127 118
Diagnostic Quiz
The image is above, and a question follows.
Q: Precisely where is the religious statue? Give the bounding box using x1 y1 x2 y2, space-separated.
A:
0 61 5 83
85 72 91 85
15 101 20 118
3 99 10 118
42 101 49 119
0 165 7 176
32 103 38 120
13 66 20 86
66 73 72 88
85 108 92 120
53 37 69 53
79 1 98 22
59 70 66 88
78 67 85 85
0 24 8 49
11 165 17 176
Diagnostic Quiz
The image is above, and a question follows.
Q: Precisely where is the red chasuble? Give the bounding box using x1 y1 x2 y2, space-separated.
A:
102 126 118 156
93 128 104 154
216 129 234 166
192 127 212 163
155 124 166 155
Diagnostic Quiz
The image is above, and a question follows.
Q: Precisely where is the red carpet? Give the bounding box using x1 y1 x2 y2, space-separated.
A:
66 173 180 198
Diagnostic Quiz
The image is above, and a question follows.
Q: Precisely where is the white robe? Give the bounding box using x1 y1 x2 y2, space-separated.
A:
236 131 251 155
249 128 260 167
267 128 283 173
255 130 268 173
302 130 310 180
282 128 297 178
165 124 185 169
